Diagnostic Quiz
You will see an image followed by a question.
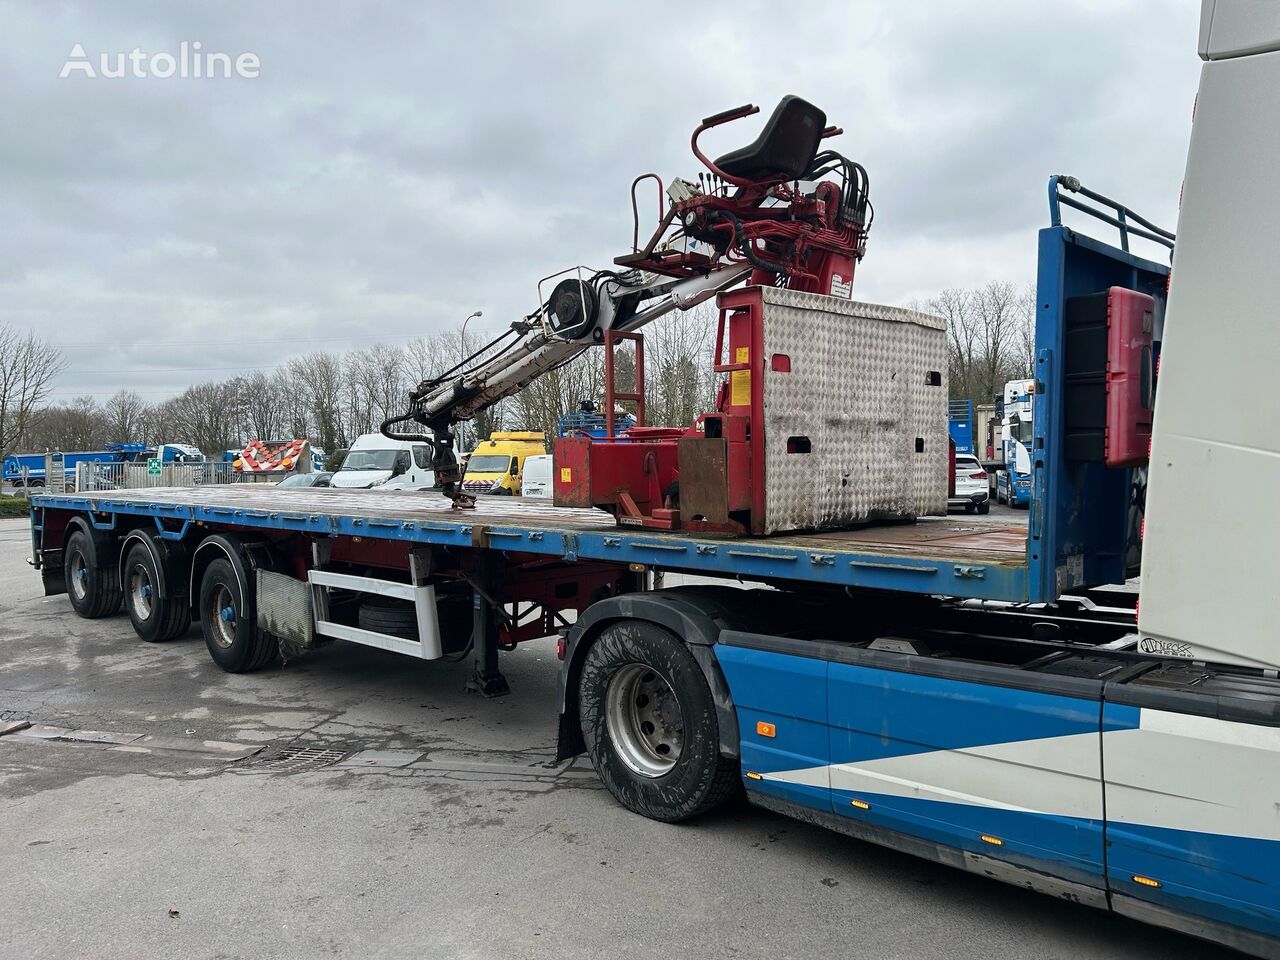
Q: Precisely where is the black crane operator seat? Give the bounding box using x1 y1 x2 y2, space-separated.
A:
713 95 827 182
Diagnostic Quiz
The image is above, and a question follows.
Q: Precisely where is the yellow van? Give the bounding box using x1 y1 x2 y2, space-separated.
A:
461 431 547 496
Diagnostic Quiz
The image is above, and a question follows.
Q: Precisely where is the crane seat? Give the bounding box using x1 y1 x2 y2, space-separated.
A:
713 95 827 182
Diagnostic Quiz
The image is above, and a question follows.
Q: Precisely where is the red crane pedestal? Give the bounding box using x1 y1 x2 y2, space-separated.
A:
552 285 950 537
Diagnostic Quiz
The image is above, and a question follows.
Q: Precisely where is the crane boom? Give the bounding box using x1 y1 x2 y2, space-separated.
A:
383 94 871 506
382 265 750 504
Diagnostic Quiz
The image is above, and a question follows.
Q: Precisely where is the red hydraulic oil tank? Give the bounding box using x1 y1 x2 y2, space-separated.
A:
1063 286 1157 468
1103 287 1156 467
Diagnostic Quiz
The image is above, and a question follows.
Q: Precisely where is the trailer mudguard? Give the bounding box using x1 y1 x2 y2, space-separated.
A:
557 586 783 762
56 514 123 579
188 533 279 619
118 529 191 603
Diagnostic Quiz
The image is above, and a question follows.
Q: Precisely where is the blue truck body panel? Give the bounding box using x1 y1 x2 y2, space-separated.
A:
947 400 974 455
719 635 1280 950
3 453 47 481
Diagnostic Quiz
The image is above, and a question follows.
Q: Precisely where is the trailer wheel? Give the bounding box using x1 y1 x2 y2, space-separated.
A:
578 620 738 823
198 557 277 672
123 542 190 643
64 530 121 619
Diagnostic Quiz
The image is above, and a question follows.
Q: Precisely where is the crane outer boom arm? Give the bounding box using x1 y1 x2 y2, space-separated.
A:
417 264 750 425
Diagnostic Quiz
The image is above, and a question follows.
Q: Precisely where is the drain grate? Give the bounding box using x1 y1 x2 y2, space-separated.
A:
244 745 348 773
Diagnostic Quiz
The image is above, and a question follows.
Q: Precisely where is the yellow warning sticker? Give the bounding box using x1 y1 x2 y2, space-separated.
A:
560 467 572 484
730 346 751 406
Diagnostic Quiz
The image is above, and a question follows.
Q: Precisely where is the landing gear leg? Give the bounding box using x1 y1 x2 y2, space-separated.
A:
466 551 510 698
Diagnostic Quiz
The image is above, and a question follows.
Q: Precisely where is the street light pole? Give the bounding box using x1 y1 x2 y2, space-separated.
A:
457 310 484 451
460 309 482 347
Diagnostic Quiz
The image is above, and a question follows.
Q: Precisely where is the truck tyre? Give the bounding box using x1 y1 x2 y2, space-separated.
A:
64 530 121 619
198 557 277 672
123 541 190 643
578 620 739 823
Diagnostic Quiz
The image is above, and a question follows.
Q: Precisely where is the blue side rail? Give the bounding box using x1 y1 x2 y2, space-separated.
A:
1048 175 1175 255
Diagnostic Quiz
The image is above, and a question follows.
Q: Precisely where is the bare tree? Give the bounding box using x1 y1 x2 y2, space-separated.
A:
103 389 148 443
287 352 346 451
973 280 1020 401
164 382 244 455
645 304 717 428
929 287 978 401
236 372 286 442
0 325 64 457
1011 283 1037 380
24 398 110 452
926 280 1041 403
510 348 605 441
343 343 409 439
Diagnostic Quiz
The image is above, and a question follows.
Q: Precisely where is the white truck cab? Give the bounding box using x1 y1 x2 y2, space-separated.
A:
1138 0 1280 669
330 433 435 490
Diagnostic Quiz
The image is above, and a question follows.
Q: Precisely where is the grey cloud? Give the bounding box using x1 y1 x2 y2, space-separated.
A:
0 0 1198 402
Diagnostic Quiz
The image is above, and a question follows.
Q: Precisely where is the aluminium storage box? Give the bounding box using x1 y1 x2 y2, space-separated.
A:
757 287 948 533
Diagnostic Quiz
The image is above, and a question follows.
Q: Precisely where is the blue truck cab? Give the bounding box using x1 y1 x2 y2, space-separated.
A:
995 379 1034 508
3 453 49 486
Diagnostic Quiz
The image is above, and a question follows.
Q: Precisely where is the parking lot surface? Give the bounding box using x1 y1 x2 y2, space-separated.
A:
0 516 1227 960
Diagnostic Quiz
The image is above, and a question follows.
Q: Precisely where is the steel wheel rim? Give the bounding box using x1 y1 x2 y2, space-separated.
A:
605 662 684 778
208 584 236 649
128 564 153 621
69 551 88 601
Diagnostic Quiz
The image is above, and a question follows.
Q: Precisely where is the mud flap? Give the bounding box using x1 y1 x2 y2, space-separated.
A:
41 551 66 596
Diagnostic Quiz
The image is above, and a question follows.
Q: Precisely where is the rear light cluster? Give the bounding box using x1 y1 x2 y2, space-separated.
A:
969 471 987 480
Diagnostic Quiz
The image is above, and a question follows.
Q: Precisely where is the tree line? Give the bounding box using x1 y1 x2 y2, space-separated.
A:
8 306 723 459
2 281 1033 460
921 280 1037 407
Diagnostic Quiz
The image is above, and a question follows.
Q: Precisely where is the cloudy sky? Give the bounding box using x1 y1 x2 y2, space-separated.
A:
1 1 1201 405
